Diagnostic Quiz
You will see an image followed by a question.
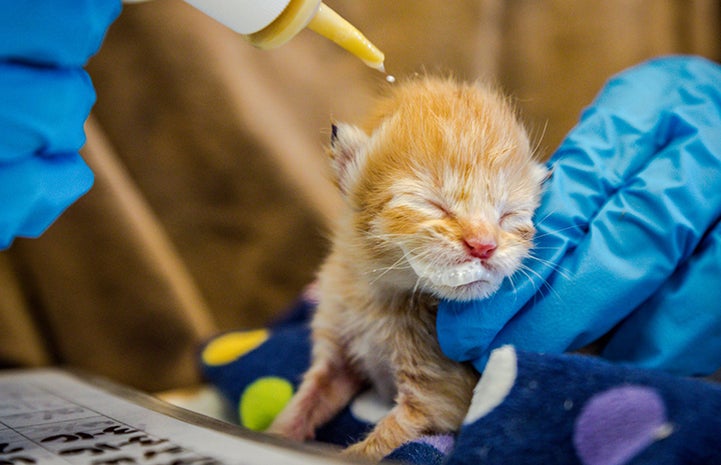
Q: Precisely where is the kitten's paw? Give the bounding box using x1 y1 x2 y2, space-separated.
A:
266 415 315 442
340 440 388 463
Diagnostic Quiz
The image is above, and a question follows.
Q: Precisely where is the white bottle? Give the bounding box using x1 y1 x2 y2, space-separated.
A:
124 0 385 71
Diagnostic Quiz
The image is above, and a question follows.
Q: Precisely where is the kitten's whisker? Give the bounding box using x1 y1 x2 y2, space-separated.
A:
366 243 439 285
530 119 548 160
514 265 541 290
525 252 572 281
411 276 424 303
508 269 534 303
513 267 546 300
533 205 559 225
517 262 561 301
368 261 413 285
505 273 521 302
533 224 582 240
532 205 595 242
365 232 411 242
400 243 446 268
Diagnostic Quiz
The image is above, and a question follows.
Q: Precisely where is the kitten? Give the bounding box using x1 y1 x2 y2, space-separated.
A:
268 76 548 461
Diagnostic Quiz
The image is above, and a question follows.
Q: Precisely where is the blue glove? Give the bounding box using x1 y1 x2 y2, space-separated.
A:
0 0 121 248
437 56 721 377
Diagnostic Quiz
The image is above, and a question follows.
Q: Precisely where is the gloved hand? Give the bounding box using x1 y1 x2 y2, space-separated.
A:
437 56 721 377
0 0 121 248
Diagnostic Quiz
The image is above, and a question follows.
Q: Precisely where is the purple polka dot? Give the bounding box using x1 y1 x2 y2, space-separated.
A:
417 434 455 454
573 385 671 465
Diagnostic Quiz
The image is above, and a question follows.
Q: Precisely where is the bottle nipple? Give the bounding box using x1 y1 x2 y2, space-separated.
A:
245 0 386 72
306 3 385 71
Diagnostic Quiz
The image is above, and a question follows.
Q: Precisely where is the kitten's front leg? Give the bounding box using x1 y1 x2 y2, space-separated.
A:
267 340 363 441
341 391 435 462
342 367 475 462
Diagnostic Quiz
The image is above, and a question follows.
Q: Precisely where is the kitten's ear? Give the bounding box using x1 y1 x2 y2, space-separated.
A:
329 122 370 195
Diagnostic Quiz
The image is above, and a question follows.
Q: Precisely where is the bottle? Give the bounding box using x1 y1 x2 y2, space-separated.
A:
180 0 386 71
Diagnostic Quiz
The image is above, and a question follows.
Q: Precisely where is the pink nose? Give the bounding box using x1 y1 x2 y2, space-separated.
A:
464 237 497 260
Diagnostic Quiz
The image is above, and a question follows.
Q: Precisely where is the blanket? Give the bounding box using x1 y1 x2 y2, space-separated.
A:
199 289 721 464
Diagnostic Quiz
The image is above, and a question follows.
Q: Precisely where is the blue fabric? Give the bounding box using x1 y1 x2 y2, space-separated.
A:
437 56 721 376
0 0 121 248
385 436 451 465
447 349 721 465
201 294 721 465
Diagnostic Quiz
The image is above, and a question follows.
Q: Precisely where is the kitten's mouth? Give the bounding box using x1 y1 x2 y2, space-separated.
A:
402 249 493 288
426 261 492 288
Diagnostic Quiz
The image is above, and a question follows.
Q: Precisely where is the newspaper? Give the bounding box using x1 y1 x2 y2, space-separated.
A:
0 369 349 465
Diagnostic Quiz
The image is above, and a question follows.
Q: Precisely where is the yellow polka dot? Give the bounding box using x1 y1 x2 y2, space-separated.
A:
240 377 294 431
201 329 269 366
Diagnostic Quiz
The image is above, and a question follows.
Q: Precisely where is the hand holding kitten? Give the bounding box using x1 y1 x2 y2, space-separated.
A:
437 56 721 378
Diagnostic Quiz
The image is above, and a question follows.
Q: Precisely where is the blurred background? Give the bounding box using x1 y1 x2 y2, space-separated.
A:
0 0 719 392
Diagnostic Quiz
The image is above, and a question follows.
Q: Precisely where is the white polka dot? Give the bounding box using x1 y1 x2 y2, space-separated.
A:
654 423 674 440
350 388 394 424
464 345 518 424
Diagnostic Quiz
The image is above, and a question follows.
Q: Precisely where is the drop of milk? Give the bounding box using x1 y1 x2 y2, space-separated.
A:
386 75 396 83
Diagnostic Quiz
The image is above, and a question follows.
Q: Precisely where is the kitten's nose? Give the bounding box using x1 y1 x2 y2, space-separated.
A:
464 237 497 260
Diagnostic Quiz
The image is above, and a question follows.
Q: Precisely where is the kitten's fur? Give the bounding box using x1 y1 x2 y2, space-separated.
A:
268 76 547 461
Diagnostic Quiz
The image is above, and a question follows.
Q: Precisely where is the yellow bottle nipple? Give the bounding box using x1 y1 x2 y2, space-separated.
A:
245 0 385 72
307 4 385 71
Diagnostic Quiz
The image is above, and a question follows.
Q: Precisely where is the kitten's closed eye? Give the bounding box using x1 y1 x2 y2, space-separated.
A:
386 191 453 220
427 199 453 218
499 210 531 227
499 211 515 224
500 212 535 241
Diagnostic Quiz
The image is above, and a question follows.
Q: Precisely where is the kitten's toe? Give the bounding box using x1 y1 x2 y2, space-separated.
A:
341 441 387 463
267 415 315 442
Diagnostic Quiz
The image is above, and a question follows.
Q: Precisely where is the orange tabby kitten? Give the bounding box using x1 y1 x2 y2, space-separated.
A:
268 76 547 461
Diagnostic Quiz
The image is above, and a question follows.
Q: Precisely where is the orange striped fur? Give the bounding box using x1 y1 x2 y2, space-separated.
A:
268 76 547 462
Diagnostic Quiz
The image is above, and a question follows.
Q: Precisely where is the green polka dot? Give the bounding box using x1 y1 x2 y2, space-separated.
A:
240 377 294 431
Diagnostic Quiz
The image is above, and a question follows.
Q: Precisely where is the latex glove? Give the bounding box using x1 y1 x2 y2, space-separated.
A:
0 0 121 248
437 55 721 377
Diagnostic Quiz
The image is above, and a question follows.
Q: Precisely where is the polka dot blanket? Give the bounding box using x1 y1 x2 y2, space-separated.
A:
199 288 721 464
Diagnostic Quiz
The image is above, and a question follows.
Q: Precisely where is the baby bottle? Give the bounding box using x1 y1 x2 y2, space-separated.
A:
126 0 386 71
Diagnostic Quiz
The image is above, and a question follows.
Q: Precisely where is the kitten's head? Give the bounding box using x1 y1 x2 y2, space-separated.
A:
329 77 547 301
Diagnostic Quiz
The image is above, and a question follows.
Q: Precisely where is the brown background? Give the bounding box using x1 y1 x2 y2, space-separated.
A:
1 0 719 391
